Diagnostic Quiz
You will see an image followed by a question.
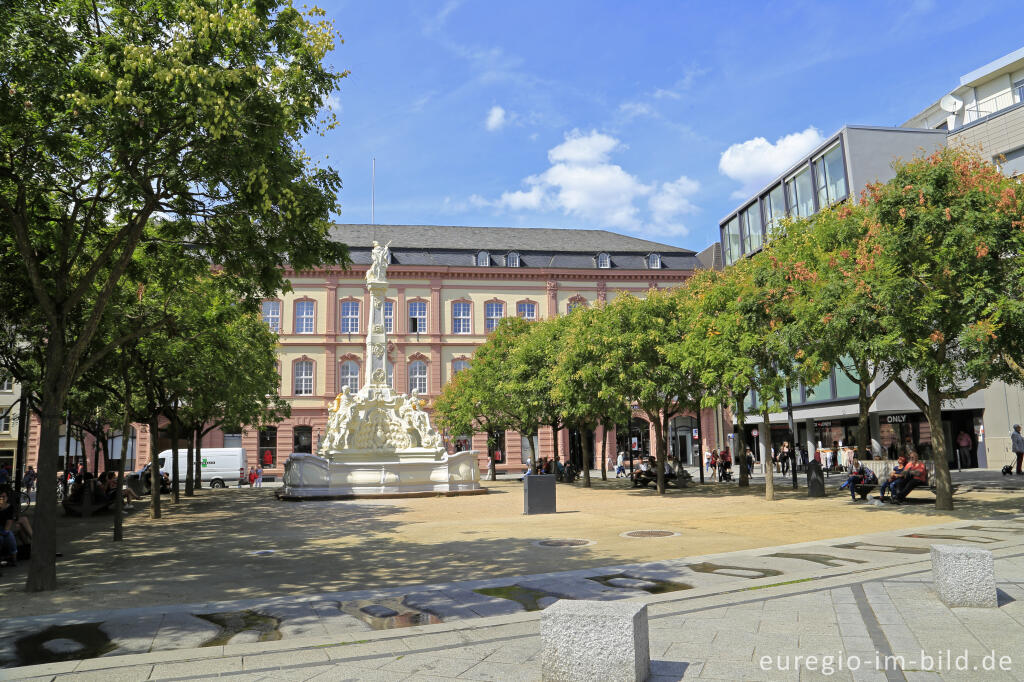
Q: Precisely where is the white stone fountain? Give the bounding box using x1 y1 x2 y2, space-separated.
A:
279 242 483 499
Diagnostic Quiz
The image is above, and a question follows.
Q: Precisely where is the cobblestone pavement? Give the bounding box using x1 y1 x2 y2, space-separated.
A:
3 516 1024 680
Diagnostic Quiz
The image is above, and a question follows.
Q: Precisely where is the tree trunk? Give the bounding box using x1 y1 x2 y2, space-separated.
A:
550 422 560 472
149 415 162 519
26 382 64 591
526 430 537 473
857 383 872 463
599 422 608 481
114 407 129 542
185 426 195 497
92 431 101 477
762 405 775 501
654 411 667 495
581 427 593 488
737 403 749 488
170 415 180 504
926 380 954 510
194 425 204 489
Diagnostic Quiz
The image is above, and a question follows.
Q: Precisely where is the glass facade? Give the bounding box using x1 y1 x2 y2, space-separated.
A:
785 166 814 218
740 202 763 253
814 144 847 207
723 216 741 265
766 185 786 234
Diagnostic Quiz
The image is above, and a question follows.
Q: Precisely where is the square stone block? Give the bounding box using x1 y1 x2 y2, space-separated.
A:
931 544 997 608
524 474 556 515
540 599 649 681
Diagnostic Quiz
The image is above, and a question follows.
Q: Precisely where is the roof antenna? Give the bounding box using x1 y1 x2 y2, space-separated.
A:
371 156 375 225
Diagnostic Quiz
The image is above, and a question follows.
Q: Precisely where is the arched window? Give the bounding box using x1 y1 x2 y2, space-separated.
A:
477 250 490 267
506 251 520 267
338 360 359 391
452 359 470 375
484 301 505 332
409 360 428 394
597 252 611 269
648 253 661 269
294 360 314 395
295 300 315 334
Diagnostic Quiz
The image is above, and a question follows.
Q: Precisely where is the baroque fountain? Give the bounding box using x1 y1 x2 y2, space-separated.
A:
280 241 484 499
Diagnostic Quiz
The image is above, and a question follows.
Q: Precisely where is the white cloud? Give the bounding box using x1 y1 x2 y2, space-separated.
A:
323 94 341 111
718 126 825 197
485 105 506 131
470 130 699 238
547 129 620 165
618 101 653 119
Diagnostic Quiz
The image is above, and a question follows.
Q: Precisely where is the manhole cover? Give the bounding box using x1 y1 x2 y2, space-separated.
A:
535 539 591 547
622 530 678 538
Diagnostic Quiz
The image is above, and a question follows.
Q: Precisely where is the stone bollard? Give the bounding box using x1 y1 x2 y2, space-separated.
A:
524 474 556 515
931 544 997 608
540 599 649 682
806 460 825 497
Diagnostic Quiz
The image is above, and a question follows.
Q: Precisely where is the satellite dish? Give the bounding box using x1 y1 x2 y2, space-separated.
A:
940 94 963 113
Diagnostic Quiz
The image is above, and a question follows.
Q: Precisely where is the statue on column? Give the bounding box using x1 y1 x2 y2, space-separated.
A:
366 240 391 283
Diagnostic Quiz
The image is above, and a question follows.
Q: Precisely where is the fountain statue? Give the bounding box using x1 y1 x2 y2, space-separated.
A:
279 241 484 498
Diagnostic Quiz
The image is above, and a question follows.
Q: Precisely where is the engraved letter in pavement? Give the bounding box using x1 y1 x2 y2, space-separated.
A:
832 542 930 554
767 552 868 567
686 562 783 579
905 532 999 544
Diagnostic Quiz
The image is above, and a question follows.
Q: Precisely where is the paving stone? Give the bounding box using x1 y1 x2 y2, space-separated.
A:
458 660 542 681
244 648 330 670
149 612 221 651
149 655 244 679
380 652 479 677
54 664 155 681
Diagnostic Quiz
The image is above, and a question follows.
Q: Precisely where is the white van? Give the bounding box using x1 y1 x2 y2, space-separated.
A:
136 447 246 489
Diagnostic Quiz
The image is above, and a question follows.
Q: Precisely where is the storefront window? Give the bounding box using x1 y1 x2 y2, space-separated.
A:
259 427 278 466
833 361 860 399
293 426 311 454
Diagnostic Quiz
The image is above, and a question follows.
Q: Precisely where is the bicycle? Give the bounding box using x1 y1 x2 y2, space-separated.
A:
18 489 31 513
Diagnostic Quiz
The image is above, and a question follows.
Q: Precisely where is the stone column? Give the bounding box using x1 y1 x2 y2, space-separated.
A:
365 280 389 387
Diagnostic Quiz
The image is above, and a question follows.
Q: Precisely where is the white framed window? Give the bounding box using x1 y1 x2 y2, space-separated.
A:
452 359 470 375
648 253 661 269
485 301 505 332
452 301 471 334
0 409 9 433
567 298 586 314
506 251 520 267
0 376 11 392
340 300 360 334
517 302 536 320
338 360 359 391
294 360 313 395
1016 79 1024 104
597 252 610 268
476 251 490 266
295 300 315 334
409 301 427 333
383 301 394 333
261 301 281 332
409 360 427 394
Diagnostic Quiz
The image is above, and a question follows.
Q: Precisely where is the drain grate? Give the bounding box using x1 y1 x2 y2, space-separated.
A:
623 530 677 538
536 539 590 547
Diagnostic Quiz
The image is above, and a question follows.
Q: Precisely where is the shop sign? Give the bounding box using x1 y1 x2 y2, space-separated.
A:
885 414 908 424
814 421 832 428
692 428 699 439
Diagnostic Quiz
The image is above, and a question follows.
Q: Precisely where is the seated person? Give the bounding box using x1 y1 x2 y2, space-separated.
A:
631 457 653 484
879 455 907 500
892 451 927 503
0 486 31 565
160 472 171 494
841 460 878 500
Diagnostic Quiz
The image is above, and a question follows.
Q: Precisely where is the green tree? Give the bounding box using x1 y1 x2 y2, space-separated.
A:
867 146 1024 510
0 0 349 591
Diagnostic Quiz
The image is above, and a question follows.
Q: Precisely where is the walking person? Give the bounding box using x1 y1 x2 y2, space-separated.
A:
1012 424 1024 476
780 441 791 476
248 466 257 488
255 464 263 488
615 451 626 478
955 430 972 469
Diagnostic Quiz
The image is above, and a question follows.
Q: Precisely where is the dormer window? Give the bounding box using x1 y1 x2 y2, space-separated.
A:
597 252 610 269
476 250 490 267
647 253 661 269
506 251 520 267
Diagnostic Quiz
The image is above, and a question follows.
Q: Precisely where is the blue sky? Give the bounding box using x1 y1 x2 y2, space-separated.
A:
313 1 1024 252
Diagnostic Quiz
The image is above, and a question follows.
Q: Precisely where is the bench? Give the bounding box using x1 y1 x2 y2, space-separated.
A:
62 495 114 518
632 469 692 489
853 484 877 500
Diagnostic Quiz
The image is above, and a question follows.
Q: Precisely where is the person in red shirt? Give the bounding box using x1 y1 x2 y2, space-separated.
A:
892 451 927 503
